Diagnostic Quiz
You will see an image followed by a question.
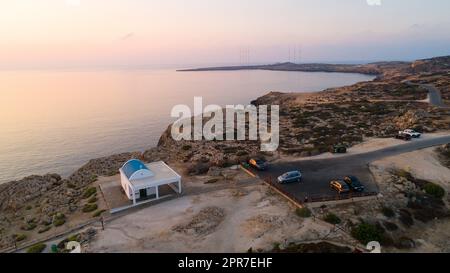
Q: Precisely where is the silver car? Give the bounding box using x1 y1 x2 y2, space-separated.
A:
278 171 302 184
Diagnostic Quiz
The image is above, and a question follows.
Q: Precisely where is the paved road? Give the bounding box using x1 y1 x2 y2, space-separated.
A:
404 81 447 108
253 135 450 200
420 84 447 108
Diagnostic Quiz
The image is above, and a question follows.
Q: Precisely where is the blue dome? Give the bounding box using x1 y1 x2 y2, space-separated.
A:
121 159 149 180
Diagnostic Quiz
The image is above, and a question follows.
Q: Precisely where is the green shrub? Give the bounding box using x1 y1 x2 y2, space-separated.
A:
38 226 51 234
351 223 384 245
53 218 66 227
88 196 98 203
324 213 341 225
27 243 46 253
93 209 106 218
22 223 37 231
381 207 395 218
66 234 80 242
272 242 281 252
423 183 445 199
25 205 32 210
82 203 98 213
14 234 27 242
295 207 312 218
82 187 97 199
395 169 413 180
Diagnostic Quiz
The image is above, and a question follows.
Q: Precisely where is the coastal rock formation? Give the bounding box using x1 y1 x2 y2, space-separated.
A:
0 174 62 211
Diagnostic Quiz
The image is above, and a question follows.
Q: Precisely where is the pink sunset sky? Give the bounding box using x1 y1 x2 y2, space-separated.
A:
1 0 450 68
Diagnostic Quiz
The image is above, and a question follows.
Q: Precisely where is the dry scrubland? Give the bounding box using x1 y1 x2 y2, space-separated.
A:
1 56 450 252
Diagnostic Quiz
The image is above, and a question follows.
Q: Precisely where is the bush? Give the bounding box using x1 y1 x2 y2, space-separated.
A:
27 243 46 253
423 183 445 199
66 234 80 242
82 203 98 213
53 218 66 227
38 226 51 234
324 213 341 225
14 234 27 242
295 207 312 218
395 169 413 180
187 162 210 175
381 207 395 218
82 187 97 199
93 209 106 218
88 196 98 203
351 223 384 245
22 223 37 231
398 209 414 227
182 145 192 151
382 221 399 231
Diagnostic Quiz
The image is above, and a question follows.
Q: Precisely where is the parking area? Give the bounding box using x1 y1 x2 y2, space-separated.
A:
249 154 380 202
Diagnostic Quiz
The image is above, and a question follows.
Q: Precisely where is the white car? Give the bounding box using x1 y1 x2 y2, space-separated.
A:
400 129 421 138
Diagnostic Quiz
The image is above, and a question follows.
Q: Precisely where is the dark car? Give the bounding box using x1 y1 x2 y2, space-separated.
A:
330 180 350 194
248 158 268 171
330 144 347 154
343 176 365 192
395 133 411 141
278 171 302 184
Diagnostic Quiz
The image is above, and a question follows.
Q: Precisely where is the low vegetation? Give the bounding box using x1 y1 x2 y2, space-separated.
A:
53 213 66 227
323 213 341 225
26 243 46 253
82 203 98 213
92 210 106 218
82 187 97 199
13 234 27 242
351 222 384 245
295 207 312 218
271 241 352 253
423 183 445 199
381 207 395 218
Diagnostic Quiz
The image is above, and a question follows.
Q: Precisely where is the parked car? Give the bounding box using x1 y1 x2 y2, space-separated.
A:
395 133 412 141
343 176 365 192
278 171 302 184
330 180 350 194
248 158 268 171
330 144 347 154
400 129 421 138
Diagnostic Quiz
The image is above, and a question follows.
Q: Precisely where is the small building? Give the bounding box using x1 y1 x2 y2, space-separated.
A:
119 159 182 205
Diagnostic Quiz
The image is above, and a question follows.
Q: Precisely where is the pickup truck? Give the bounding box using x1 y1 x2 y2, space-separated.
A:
399 129 421 138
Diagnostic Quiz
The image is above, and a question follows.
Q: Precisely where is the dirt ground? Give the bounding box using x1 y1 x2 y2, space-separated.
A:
368 147 450 252
86 139 450 253
87 184 353 253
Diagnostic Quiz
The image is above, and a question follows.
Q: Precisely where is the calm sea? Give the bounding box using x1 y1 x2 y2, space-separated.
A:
0 68 374 183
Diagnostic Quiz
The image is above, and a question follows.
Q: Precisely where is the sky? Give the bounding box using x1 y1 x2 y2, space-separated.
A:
1 0 450 68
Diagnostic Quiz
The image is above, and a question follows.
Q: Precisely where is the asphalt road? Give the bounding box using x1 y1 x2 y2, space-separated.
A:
404 81 448 108
421 83 447 107
253 135 450 200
